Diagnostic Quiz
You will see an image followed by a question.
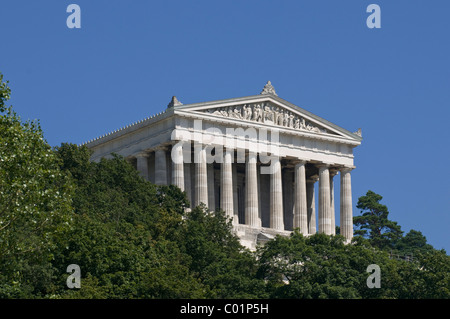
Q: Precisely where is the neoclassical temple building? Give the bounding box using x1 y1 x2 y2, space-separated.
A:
84 82 362 249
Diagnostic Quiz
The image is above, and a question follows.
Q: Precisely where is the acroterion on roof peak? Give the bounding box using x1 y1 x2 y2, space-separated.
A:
167 96 183 108
260 80 277 96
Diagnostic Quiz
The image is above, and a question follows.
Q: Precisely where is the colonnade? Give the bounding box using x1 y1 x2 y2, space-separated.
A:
133 143 353 241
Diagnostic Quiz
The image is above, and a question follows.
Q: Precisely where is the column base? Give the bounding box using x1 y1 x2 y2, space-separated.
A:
232 224 352 250
232 224 292 251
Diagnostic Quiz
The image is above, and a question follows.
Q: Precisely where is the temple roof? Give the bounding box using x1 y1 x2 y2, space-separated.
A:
82 82 362 147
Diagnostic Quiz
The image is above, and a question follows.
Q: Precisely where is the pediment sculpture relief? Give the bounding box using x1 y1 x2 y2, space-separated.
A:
204 103 331 134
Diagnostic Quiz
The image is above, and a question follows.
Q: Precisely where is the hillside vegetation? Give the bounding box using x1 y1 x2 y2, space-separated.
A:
1 73 448 299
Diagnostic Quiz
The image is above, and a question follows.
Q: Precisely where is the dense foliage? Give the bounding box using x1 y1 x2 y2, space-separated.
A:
0 73 448 299
0 73 73 297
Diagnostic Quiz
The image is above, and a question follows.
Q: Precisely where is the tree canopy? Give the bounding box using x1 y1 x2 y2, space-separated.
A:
354 190 403 250
0 73 73 297
0 72 448 299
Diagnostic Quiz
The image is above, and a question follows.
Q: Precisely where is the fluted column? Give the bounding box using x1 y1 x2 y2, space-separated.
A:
257 163 262 224
318 165 332 235
270 158 284 230
232 163 239 219
282 168 293 231
154 148 167 185
184 163 192 208
171 143 184 191
245 152 261 227
207 164 215 211
293 161 308 234
329 169 338 235
194 146 208 208
306 175 318 234
136 152 149 181
340 167 354 241
221 149 234 221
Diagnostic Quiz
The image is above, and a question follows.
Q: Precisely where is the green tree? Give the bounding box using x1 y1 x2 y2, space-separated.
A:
53 144 205 298
256 232 449 299
394 229 434 256
53 144 267 298
0 73 11 112
414 249 450 298
181 205 266 298
0 73 74 297
257 233 371 299
354 190 403 250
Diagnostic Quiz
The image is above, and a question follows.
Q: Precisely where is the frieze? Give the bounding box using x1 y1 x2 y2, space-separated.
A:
203 102 332 134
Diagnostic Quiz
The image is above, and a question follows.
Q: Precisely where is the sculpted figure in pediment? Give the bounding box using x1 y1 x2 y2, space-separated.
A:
276 108 284 126
233 106 243 119
206 103 328 134
242 104 252 121
252 104 263 122
300 117 306 130
288 113 295 128
263 104 274 123
283 112 289 127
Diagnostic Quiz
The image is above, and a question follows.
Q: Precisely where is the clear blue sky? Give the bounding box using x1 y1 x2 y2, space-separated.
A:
1 1 449 252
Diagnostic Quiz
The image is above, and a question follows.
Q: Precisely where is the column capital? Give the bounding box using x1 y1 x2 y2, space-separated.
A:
247 151 258 160
154 145 168 152
340 166 355 173
135 151 150 158
316 162 333 169
168 139 188 146
292 158 308 166
307 174 319 183
329 168 339 177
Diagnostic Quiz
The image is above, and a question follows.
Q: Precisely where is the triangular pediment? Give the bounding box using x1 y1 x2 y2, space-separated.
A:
201 101 333 134
174 95 361 142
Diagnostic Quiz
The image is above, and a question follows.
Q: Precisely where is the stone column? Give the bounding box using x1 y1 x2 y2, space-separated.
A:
329 169 338 235
245 152 261 227
282 168 293 231
221 149 234 221
136 152 149 181
306 175 318 234
183 142 193 207
207 164 215 211
270 158 284 230
257 163 262 225
148 153 155 183
318 165 332 235
190 162 195 205
232 163 239 220
154 147 167 185
237 175 245 223
340 167 354 242
294 161 308 234
194 146 208 208
184 162 192 208
214 167 220 210
171 143 184 191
